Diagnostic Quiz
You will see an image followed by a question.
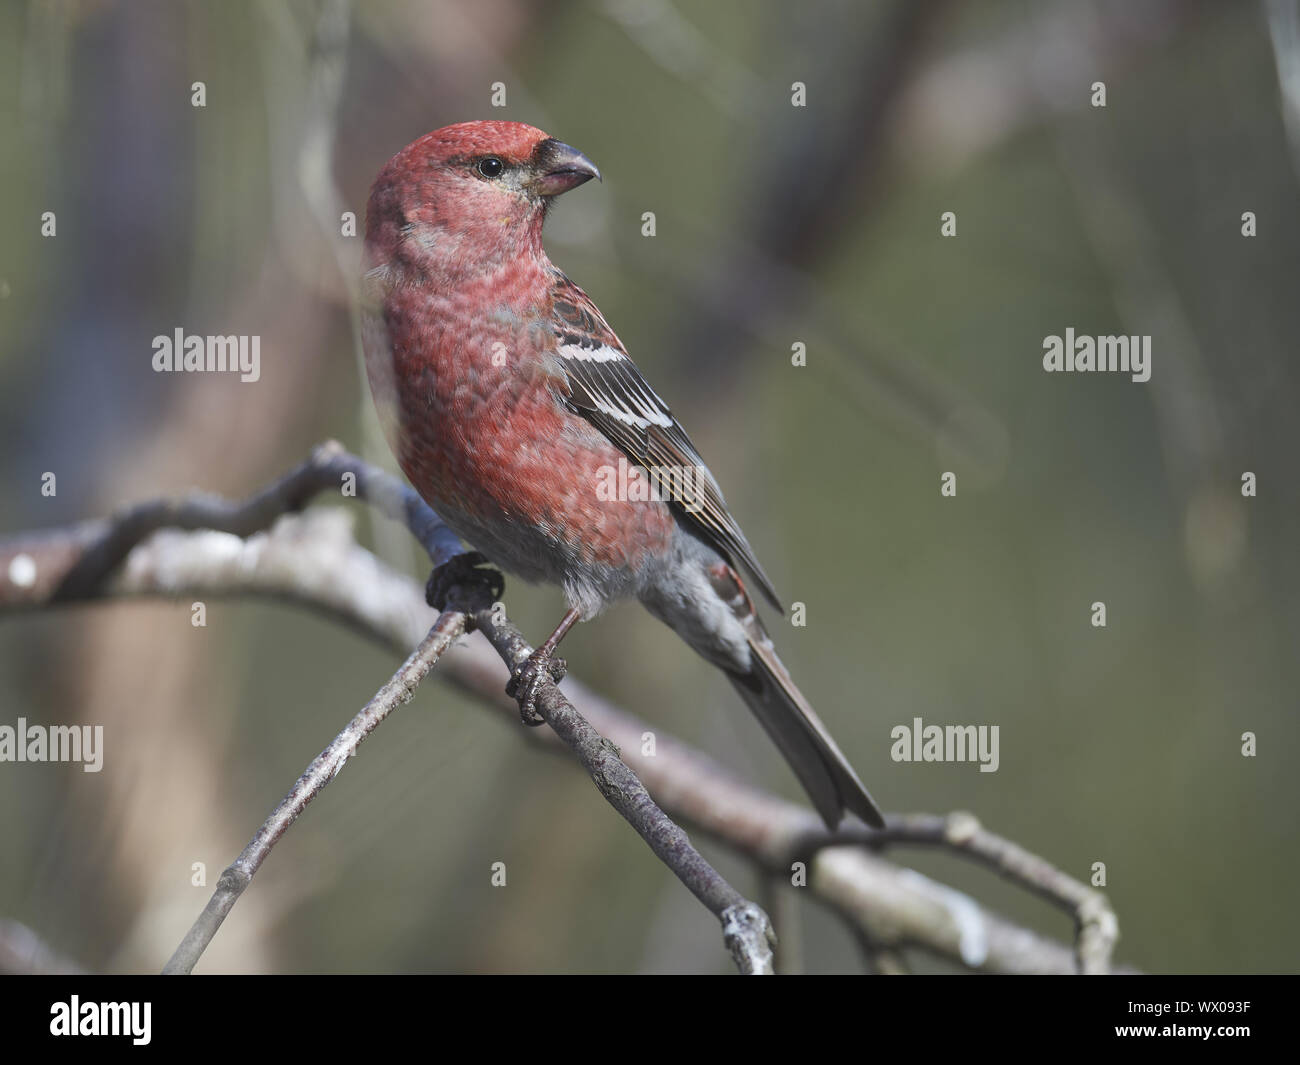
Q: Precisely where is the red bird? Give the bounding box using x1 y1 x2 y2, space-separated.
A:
361 120 883 828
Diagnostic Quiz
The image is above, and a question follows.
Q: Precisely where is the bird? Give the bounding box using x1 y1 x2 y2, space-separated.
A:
360 120 883 829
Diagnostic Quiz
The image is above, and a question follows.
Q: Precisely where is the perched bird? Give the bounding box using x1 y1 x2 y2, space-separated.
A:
361 120 883 828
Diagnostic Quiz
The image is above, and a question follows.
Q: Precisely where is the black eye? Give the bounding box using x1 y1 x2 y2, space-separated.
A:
477 157 504 178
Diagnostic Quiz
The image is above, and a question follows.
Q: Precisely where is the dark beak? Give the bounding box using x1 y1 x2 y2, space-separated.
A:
531 138 602 197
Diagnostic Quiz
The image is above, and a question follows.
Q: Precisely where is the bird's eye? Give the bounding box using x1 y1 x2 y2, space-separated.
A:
477 157 504 178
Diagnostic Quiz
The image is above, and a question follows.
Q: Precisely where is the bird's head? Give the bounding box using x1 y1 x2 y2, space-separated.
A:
364 120 600 285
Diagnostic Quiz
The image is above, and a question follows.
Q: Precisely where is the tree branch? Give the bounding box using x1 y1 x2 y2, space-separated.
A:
460 589 774 974
0 440 463 609
161 612 467 974
1 445 1121 973
3 443 776 974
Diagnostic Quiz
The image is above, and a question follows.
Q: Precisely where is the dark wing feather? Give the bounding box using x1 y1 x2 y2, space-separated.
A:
549 273 783 612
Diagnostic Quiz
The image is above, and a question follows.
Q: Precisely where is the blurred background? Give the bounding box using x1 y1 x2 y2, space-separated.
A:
0 0 1297 974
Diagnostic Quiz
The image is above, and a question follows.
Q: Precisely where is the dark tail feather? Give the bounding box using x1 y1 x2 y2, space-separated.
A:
729 634 885 829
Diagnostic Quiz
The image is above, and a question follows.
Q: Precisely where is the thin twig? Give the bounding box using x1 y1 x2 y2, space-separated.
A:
99 521 1115 972
2 446 1122 973
161 612 467 974
462 591 775 974
785 811 1118 973
3 444 775 974
0 440 462 609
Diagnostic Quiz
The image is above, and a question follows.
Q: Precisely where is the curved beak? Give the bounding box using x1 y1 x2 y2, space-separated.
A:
530 138 602 197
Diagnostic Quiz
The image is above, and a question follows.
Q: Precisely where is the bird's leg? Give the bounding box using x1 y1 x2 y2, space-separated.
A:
506 607 580 726
425 551 505 612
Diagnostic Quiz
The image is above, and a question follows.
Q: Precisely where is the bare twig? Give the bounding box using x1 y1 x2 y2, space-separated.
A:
462 590 775 974
858 811 1116 974
788 812 1117 974
4 444 775 974
2 446 1122 973
0 440 462 609
161 613 466 974
75 523 1113 971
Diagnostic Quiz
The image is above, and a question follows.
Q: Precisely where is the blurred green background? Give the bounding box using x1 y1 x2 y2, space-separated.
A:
0 0 1297 973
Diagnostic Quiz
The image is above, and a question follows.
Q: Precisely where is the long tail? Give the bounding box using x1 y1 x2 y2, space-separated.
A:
728 627 885 829
680 559 884 829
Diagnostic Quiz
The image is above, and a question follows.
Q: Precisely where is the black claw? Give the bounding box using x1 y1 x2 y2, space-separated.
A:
505 650 567 727
426 551 504 611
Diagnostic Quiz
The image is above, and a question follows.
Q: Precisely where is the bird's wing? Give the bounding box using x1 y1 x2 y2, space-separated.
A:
547 272 782 612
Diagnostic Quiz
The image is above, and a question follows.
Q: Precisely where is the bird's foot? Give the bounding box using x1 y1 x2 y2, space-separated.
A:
505 649 568 726
425 551 504 612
